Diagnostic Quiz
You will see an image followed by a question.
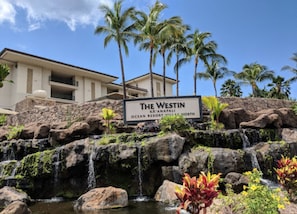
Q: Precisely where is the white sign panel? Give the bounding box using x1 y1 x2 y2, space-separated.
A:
124 96 202 124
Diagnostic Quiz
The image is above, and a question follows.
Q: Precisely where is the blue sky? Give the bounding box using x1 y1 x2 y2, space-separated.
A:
1 0 297 99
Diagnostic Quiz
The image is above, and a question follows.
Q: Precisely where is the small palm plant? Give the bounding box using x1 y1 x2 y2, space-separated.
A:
100 108 116 134
202 96 228 130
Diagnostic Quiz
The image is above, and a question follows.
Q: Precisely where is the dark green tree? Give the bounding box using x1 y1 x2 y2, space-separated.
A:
220 79 242 97
267 75 291 99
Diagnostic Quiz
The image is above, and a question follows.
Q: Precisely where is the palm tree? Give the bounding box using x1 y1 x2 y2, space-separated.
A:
167 25 191 96
95 0 135 99
154 17 185 96
220 79 242 97
234 63 274 97
267 75 291 99
0 64 13 88
187 30 226 95
282 53 297 83
196 59 233 97
133 1 181 97
132 1 166 97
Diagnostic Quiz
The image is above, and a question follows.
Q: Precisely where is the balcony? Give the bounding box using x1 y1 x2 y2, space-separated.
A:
49 75 78 90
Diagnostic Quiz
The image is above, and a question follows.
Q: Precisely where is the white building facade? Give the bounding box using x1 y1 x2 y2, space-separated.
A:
0 48 176 110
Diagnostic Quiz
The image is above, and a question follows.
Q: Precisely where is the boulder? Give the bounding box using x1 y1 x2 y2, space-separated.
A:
85 115 104 134
224 172 248 193
281 128 297 143
154 180 181 204
33 123 50 139
73 186 128 212
50 122 90 144
20 123 38 139
144 134 185 163
0 201 31 214
0 186 31 207
240 112 282 129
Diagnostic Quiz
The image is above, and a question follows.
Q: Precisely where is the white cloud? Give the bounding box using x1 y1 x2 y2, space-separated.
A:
0 0 16 24
2 0 113 31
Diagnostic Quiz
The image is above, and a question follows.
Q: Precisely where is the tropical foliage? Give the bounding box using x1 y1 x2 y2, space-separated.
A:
217 168 288 214
0 64 13 88
95 0 136 99
100 108 116 134
234 63 274 97
220 79 242 97
175 172 221 214
159 114 190 134
276 156 297 201
196 59 232 97
202 96 228 130
95 1 297 100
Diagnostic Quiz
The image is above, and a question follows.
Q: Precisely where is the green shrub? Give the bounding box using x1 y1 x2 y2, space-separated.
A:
159 115 190 134
0 114 6 126
6 125 24 140
292 103 297 115
216 168 289 214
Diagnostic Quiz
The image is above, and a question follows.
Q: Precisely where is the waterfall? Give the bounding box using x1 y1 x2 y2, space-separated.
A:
87 146 96 190
245 148 261 172
53 147 62 185
10 161 20 177
134 143 148 201
3 145 15 161
240 129 251 149
137 143 143 198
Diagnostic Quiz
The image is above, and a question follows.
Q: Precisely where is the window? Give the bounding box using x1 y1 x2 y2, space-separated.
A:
91 82 95 100
156 82 161 97
27 68 33 94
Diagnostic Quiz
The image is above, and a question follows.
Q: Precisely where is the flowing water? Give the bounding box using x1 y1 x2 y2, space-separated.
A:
87 146 96 190
29 199 177 214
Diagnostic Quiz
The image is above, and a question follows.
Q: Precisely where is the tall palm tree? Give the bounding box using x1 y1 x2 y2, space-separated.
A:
267 75 291 99
95 0 135 99
187 30 226 95
133 1 181 97
220 79 242 97
196 59 233 97
234 63 274 97
154 17 185 97
167 24 191 96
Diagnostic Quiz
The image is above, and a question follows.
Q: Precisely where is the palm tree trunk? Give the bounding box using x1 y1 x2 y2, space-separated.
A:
194 60 198 95
118 43 126 99
213 80 217 97
162 50 166 97
176 53 179 96
150 46 154 98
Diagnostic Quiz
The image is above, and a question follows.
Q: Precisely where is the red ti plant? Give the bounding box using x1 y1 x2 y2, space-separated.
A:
175 172 221 214
276 156 297 200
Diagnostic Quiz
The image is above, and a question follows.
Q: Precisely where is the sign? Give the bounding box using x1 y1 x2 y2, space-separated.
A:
123 96 202 124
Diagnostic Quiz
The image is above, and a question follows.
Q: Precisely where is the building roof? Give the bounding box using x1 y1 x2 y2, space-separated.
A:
126 72 177 84
0 48 118 83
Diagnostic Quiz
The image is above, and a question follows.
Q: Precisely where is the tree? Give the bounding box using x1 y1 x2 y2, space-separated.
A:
0 64 13 88
95 0 136 99
282 53 297 83
220 79 242 97
167 25 191 96
187 30 226 95
133 1 181 97
196 59 233 97
267 75 291 99
154 16 185 96
234 63 274 97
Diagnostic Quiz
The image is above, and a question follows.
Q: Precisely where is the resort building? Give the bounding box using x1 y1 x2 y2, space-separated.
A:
0 48 176 110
